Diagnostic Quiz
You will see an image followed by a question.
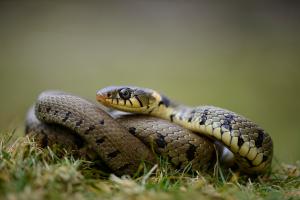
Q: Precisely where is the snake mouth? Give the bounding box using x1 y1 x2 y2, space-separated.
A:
96 91 108 104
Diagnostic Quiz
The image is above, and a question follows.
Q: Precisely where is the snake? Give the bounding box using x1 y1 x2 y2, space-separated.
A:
25 91 216 176
25 86 273 175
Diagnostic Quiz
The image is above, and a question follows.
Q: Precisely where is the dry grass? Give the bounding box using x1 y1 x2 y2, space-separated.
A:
0 132 299 200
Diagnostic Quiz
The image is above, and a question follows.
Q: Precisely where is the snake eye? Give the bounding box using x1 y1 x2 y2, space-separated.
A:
119 88 132 100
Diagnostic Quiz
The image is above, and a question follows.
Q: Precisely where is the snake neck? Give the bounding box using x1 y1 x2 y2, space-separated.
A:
149 95 192 124
150 104 197 133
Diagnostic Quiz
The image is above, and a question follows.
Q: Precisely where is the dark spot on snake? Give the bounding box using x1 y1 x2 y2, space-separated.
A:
41 134 48 148
54 110 58 115
186 144 196 161
62 111 71 122
75 119 83 127
96 137 106 144
46 106 51 113
189 110 196 121
199 109 208 125
262 155 268 162
222 119 229 125
99 119 104 125
158 95 170 107
156 133 166 148
128 127 136 135
84 125 95 135
134 95 143 107
222 115 234 131
225 114 235 122
128 99 133 106
170 114 175 122
37 105 42 112
73 136 84 148
222 124 232 132
238 136 244 147
255 130 265 148
199 120 205 125
117 163 131 172
107 150 121 159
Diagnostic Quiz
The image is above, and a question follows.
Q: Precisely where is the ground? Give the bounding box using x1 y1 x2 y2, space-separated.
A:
0 132 299 200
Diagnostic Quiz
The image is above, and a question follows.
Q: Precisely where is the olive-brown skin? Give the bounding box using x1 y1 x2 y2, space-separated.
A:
25 91 215 175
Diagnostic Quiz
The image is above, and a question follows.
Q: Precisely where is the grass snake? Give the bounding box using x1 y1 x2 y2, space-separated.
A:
25 86 273 175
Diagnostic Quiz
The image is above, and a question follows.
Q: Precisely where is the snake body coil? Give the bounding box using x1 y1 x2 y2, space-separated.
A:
97 86 273 174
34 91 157 175
26 91 216 175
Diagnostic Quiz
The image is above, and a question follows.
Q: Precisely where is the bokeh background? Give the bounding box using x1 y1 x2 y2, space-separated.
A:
0 1 299 163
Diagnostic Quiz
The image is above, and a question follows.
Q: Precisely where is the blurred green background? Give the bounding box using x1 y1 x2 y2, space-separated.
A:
0 1 299 163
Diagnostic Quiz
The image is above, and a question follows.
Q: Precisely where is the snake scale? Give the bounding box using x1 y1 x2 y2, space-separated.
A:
25 86 273 175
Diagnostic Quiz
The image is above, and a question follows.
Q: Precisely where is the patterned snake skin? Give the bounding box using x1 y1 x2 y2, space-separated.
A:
96 86 273 174
25 91 216 175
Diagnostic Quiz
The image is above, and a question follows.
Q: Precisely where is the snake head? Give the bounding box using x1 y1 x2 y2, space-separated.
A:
96 86 161 113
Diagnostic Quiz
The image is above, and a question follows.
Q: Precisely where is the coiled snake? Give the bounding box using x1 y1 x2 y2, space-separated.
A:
25 86 273 175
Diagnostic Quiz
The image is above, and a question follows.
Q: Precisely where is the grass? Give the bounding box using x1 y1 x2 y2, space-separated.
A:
0 132 299 200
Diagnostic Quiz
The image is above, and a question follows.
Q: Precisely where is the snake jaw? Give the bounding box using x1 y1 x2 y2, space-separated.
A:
96 91 109 104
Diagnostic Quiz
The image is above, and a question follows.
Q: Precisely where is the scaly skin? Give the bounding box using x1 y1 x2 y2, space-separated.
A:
26 91 215 175
97 86 273 174
34 91 156 175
